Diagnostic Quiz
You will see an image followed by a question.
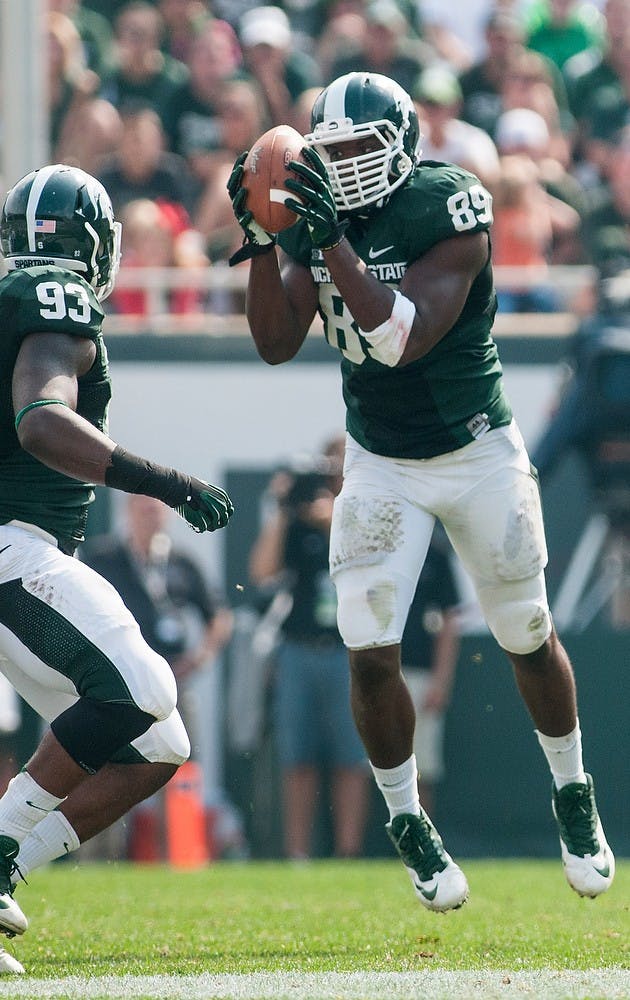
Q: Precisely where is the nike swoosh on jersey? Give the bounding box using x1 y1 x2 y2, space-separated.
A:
368 245 394 259
26 800 49 812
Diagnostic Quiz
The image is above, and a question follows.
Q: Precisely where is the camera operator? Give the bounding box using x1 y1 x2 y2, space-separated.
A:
248 436 369 860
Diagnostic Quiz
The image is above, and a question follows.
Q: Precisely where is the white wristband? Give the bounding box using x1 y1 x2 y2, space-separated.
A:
359 291 416 367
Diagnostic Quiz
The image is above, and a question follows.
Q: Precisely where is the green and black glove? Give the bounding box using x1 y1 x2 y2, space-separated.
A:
227 151 277 266
175 477 234 533
284 147 348 251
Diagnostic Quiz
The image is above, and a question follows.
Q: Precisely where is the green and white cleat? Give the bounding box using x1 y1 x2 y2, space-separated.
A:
0 836 27 937
0 947 24 974
552 774 615 898
387 811 469 912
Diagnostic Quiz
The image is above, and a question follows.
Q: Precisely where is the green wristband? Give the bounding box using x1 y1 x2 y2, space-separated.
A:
15 399 70 431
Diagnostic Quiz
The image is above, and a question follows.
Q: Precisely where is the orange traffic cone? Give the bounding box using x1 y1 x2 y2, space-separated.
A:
164 760 209 867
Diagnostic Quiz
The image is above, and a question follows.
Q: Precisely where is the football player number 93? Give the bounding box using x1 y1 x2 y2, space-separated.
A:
36 280 92 324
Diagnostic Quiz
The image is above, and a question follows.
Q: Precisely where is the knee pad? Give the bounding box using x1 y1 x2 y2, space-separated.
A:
481 574 552 654
334 566 412 649
51 699 157 773
131 709 191 766
131 650 178 722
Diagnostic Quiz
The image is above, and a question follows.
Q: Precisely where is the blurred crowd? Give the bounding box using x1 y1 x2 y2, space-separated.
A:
35 0 630 318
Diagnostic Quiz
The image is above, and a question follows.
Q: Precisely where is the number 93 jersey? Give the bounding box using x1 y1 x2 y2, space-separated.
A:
0 265 110 551
279 161 513 459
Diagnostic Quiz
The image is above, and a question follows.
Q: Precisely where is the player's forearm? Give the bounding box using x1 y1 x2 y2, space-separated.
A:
324 239 396 332
16 404 116 483
246 256 308 363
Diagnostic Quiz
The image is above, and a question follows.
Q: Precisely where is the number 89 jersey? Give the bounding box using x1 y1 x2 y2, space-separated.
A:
279 161 513 459
0 265 110 551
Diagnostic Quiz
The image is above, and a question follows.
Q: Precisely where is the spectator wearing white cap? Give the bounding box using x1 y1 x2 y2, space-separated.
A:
238 6 321 127
413 64 501 188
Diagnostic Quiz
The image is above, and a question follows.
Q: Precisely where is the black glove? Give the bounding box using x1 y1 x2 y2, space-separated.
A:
227 152 277 266
284 147 348 250
175 477 235 533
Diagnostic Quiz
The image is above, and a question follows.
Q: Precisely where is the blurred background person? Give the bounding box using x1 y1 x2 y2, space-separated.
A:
248 437 369 861
413 63 501 189
49 0 116 79
157 0 212 64
163 18 244 197
237 5 322 128
99 0 188 131
525 0 605 70
108 197 208 317
325 0 434 93
48 9 122 175
491 151 580 312
96 101 196 218
400 531 461 820
81 494 235 857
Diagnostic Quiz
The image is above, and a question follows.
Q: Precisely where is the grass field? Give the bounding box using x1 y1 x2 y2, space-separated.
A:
0 858 627 999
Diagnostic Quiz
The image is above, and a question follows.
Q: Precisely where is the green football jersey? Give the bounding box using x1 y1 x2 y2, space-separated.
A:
0 265 110 551
279 161 513 458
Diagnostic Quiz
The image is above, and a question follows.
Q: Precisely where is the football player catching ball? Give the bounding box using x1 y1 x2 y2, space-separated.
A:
228 72 614 911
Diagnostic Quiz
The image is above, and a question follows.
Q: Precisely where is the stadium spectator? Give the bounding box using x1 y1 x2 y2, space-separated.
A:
0 162 233 974
194 80 268 266
96 101 196 217
228 69 614 911
248 437 369 861
491 151 579 311
418 0 512 69
581 125 630 269
163 18 244 180
99 1 188 130
48 10 122 175
82 494 234 853
413 64 501 188
525 0 605 69
325 0 434 94
400 531 461 820
494 107 584 265
458 9 527 137
237 6 322 128
108 197 208 317
157 0 212 64
498 47 573 165
49 0 116 78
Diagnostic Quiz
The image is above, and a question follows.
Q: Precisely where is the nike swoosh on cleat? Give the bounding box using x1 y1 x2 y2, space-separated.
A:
593 863 610 877
415 882 438 901
0 545 11 556
368 245 394 259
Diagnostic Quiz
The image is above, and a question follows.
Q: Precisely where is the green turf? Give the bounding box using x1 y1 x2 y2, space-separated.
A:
8 858 629 977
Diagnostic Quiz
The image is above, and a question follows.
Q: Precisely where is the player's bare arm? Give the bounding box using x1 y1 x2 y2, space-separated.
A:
322 230 489 365
13 331 116 482
246 251 318 364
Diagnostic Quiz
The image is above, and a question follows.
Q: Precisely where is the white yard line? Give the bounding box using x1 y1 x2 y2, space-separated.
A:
0 970 628 1000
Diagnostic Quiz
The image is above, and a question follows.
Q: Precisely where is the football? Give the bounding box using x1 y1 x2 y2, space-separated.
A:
242 124 306 234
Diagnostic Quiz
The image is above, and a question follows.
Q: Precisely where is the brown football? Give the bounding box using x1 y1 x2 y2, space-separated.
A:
242 124 306 234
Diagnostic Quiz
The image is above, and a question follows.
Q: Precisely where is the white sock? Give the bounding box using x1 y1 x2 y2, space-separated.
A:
536 722 587 789
0 771 65 842
13 811 80 883
370 754 420 821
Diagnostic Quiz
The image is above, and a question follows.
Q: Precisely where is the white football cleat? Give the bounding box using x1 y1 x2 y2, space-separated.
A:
0 836 28 937
0 947 24 974
387 811 469 912
552 775 615 898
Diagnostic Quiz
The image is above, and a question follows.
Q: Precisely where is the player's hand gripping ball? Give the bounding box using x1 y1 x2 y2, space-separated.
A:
242 125 306 234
